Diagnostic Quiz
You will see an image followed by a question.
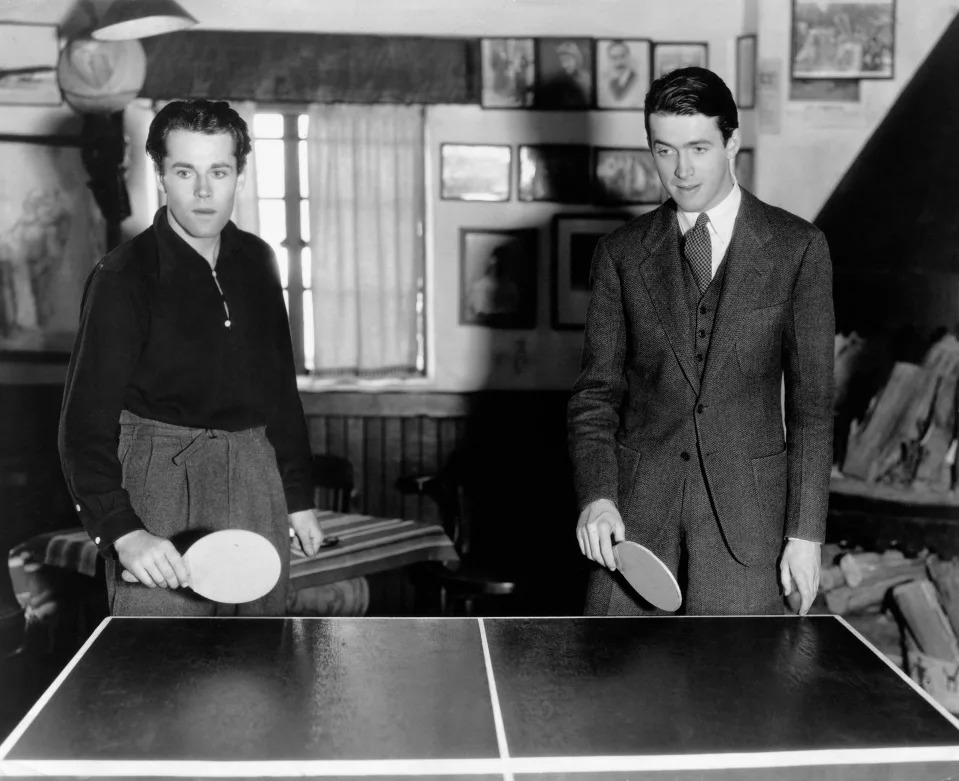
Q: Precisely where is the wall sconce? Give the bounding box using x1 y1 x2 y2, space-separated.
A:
91 0 197 41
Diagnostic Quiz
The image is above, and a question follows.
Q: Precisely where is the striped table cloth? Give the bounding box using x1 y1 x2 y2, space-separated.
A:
9 512 459 593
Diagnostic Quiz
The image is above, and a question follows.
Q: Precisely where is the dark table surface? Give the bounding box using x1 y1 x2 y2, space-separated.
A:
1 615 957 780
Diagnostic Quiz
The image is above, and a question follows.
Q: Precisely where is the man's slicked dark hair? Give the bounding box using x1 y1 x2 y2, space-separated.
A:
146 99 252 174
644 67 738 144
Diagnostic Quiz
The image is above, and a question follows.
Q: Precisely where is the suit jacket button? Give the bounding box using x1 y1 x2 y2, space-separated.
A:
680 451 690 461
697 404 704 413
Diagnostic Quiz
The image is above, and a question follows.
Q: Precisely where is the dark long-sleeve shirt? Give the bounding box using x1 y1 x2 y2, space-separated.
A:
58 207 315 555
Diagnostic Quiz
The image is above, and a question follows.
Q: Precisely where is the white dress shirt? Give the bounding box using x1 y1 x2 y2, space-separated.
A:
676 179 742 281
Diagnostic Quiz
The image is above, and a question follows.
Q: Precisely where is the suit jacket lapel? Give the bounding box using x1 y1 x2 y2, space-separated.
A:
701 190 773 393
637 203 700 394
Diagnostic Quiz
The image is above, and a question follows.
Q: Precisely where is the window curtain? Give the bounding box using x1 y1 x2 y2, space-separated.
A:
306 104 424 377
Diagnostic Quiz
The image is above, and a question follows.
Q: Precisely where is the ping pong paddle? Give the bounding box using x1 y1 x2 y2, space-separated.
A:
613 540 682 612
120 529 281 604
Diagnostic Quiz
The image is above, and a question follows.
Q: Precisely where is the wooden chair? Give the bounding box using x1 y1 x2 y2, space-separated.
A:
311 454 355 513
396 451 517 616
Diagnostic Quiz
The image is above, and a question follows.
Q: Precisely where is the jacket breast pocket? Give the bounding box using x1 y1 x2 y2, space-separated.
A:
736 302 786 377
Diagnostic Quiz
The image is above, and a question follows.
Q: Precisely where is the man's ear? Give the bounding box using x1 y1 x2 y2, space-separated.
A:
725 127 742 159
236 166 246 194
154 165 166 194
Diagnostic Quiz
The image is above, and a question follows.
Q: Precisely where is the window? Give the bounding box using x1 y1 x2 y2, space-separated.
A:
253 109 426 378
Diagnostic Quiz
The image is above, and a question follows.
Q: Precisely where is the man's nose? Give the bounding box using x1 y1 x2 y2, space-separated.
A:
195 176 211 198
675 154 692 180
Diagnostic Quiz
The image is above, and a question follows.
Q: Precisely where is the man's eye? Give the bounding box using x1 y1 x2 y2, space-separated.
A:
175 170 191 178
656 148 673 156
212 171 228 179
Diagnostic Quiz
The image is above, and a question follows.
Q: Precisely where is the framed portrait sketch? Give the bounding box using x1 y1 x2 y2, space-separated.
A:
595 38 650 110
440 144 512 202
652 42 708 80
534 37 594 110
0 136 106 355
736 35 757 109
517 144 591 204
0 24 60 106
791 0 895 79
735 148 755 191
481 38 535 108
593 148 661 205
552 213 631 329
460 228 537 329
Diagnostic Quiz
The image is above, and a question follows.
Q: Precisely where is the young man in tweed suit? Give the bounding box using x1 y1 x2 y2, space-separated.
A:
568 67 834 617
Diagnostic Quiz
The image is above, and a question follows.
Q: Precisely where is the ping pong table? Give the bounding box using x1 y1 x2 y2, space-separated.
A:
1 615 958 779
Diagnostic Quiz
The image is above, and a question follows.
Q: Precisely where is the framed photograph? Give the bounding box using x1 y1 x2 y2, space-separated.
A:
534 37 594 109
0 136 106 355
0 23 61 106
440 144 512 202
652 42 708 80
735 148 754 191
460 228 537 329
791 0 895 79
552 213 631 329
481 38 535 108
595 38 651 110
736 35 757 109
518 144 591 204
593 147 661 205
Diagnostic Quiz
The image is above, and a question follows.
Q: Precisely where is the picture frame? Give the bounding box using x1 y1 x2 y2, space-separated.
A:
0 23 61 106
736 34 757 109
735 148 755 191
791 0 895 79
517 144 591 204
595 38 651 110
440 144 512 202
480 38 535 109
459 228 538 329
651 42 709 80
0 135 106 356
593 147 661 205
552 213 632 329
533 37 595 110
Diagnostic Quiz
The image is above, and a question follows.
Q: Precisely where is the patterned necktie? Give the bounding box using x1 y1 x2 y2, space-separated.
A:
684 212 712 295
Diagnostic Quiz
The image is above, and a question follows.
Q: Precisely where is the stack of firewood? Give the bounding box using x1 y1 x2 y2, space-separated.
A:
841 333 959 493
819 546 927 616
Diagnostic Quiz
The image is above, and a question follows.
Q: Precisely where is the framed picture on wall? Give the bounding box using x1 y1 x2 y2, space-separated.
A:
593 147 661 205
440 144 512 202
791 0 895 79
552 213 632 329
0 23 61 106
595 38 651 110
534 37 594 109
736 34 757 109
735 148 754 191
517 144 591 203
480 38 535 108
651 42 708 80
0 135 106 356
460 228 538 329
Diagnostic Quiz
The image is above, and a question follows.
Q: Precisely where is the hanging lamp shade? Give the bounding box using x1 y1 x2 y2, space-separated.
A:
91 0 197 41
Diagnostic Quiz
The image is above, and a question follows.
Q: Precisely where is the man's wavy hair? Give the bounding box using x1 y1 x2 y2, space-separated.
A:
146 99 252 174
644 67 739 144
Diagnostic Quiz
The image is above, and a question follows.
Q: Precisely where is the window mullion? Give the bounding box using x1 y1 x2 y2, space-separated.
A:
282 113 305 373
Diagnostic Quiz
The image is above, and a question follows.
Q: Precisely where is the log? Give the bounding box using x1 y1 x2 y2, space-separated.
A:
839 550 907 588
825 567 926 614
892 579 959 661
914 336 959 491
926 556 959 638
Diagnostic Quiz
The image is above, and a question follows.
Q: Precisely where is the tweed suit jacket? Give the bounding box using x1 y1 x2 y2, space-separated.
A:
568 188 834 572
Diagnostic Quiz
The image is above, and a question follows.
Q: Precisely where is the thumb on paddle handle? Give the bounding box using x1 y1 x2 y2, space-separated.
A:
121 569 139 584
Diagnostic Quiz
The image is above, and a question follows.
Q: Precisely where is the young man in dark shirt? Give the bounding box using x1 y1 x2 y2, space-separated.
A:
59 99 323 616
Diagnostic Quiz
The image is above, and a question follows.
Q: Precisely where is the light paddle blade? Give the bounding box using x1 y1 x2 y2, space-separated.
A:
613 540 682 612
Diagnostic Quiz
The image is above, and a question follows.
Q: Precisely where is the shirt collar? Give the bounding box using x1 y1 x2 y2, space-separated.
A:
677 179 742 246
154 206 239 271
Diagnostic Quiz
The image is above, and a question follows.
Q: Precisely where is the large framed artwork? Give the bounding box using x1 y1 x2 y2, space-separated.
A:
552 213 632 329
593 147 661 205
0 136 106 356
0 23 61 106
440 144 512 202
460 228 537 329
791 0 895 79
652 42 708 80
480 38 535 108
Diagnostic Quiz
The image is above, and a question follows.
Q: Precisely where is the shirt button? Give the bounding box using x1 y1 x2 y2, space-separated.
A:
75 503 81 512
224 320 232 327
94 537 100 545
680 451 690 461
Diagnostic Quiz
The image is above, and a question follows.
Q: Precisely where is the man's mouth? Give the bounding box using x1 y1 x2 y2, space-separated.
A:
193 208 217 215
